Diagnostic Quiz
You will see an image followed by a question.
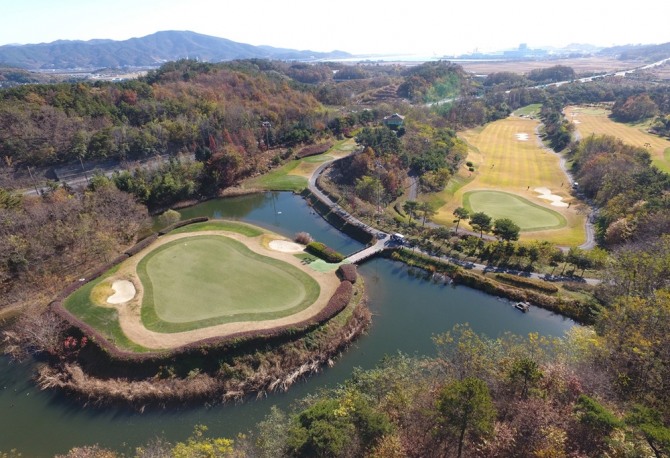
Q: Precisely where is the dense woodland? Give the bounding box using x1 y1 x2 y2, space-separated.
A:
1 58 670 457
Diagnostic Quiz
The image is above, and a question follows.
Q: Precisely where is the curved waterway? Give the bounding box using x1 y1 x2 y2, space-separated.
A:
0 192 576 456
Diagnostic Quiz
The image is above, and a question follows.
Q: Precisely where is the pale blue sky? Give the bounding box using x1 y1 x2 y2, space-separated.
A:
1 0 668 56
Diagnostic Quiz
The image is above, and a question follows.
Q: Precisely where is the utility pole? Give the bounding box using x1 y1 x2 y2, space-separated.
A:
27 166 40 195
262 121 271 149
374 160 385 222
79 156 89 184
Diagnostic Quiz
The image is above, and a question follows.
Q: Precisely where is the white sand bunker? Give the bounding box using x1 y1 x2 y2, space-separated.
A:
573 119 581 124
534 187 569 207
107 280 136 304
515 133 529 141
269 240 305 253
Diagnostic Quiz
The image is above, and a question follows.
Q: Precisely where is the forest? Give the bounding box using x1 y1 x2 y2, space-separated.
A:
1 58 670 456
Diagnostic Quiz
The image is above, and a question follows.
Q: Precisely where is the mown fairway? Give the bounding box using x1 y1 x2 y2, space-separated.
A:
433 116 586 245
565 105 670 173
138 235 319 332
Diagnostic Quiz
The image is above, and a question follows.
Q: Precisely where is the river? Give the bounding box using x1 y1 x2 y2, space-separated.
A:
0 192 576 456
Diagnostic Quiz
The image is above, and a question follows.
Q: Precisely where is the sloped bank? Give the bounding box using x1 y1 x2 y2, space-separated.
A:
40 265 368 409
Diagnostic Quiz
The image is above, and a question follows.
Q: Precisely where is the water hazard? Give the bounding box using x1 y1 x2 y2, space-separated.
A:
0 192 576 456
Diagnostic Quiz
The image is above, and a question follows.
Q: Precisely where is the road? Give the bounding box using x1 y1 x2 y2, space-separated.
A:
20 152 194 196
539 57 670 89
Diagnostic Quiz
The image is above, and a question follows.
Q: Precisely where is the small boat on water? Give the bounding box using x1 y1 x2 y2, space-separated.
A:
514 301 530 312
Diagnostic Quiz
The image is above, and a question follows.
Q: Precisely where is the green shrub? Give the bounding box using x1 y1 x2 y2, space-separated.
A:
306 241 345 263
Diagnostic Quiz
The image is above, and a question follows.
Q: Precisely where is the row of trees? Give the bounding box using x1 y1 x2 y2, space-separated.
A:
449 206 521 242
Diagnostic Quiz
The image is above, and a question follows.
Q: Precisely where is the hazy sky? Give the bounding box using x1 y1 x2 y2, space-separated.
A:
1 0 668 56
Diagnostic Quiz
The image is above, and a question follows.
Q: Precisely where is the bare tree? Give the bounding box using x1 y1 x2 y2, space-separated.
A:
3 309 68 360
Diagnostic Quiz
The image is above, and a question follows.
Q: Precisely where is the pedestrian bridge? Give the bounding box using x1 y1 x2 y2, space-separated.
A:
344 240 387 264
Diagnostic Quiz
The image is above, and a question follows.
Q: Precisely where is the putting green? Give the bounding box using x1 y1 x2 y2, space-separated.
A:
463 190 566 231
138 235 319 333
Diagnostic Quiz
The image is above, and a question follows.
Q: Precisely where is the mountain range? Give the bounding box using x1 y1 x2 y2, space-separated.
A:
0 30 352 70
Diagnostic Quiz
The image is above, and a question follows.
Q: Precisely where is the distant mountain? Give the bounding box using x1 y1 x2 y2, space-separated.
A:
0 30 352 70
598 42 670 62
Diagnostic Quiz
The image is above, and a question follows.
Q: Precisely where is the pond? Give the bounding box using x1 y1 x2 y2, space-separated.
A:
0 192 576 457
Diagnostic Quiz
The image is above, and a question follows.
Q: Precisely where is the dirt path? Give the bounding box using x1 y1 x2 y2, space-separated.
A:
101 231 340 350
533 125 596 250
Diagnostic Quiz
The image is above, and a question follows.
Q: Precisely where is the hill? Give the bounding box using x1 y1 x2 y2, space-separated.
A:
0 30 351 70
598 41 670 62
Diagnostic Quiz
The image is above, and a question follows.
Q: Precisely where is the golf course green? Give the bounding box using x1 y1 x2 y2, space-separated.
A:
138 235 320 333
463 190 566 231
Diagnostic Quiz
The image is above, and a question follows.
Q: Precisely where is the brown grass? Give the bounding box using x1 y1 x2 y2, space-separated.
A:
458 57 634 76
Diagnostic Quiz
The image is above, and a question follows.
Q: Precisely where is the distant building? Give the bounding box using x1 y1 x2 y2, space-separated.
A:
383 113 405 128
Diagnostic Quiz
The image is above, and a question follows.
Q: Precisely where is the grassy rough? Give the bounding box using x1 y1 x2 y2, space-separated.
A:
170 220 263 237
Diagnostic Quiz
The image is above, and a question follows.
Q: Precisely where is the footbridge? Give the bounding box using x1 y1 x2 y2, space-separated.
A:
344 238 390 264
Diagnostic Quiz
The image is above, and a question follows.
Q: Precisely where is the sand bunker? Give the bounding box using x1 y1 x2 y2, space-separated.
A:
534 187 569 207
572 119 581 124
515 133 529 141
107 280 136 304
269 240 305 253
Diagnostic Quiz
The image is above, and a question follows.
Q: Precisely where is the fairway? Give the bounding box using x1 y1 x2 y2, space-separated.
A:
463 191 566 231
565 105 670 173
240 138 357 191
138 235 318 332
432 116 586 245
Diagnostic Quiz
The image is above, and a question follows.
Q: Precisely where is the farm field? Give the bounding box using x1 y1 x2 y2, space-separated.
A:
565 105 670 172
63 221 339 351
432 116 587 245
458 56 633 76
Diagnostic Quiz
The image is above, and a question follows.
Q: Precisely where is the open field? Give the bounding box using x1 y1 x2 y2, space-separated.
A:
513 104 542 118
458 56 639 76
63 222 340 351
241 138 357 191
432 116 587 245
565 105 670 172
